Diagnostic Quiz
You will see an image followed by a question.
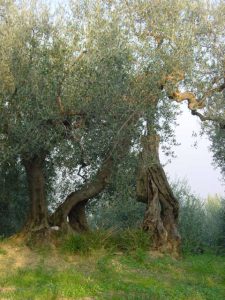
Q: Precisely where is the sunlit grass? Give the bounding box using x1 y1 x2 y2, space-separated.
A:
0 251 224 299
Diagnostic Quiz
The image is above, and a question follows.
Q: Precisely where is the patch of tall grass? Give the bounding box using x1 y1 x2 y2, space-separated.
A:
61 229 151 255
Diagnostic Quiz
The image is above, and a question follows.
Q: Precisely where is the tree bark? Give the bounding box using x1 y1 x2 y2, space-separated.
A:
22 154 49 234
136 134 181 256
50 114 136 231
49 155 114 230
68 200 89 232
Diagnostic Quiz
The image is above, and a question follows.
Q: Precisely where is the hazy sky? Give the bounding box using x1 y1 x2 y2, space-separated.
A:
160 103 224 199
49 0 224 199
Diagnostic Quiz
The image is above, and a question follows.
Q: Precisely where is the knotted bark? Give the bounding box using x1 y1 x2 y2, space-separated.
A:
136 134 181 256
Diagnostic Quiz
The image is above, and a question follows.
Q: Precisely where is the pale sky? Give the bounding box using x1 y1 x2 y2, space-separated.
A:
50 0 224 199
160 103 224 199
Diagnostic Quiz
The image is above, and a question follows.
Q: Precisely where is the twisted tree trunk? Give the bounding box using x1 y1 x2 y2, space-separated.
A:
50 114 136 232
49 156 114 231
136 134 181 256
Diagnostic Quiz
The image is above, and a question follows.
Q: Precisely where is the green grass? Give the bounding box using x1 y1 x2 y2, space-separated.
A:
0 251 224 299
61 229 151 255
0 247 7 255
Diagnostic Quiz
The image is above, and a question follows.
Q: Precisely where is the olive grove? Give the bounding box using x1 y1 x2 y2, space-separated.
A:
0 0 224 255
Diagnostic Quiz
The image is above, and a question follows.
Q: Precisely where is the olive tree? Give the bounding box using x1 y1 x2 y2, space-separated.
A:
0 0 224 255
109 0 225 254
0 0 134 236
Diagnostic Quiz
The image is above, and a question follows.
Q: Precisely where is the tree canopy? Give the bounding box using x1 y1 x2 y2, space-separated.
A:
0 0 224 254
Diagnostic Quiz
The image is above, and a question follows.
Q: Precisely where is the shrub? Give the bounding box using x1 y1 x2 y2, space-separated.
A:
173 180 225 254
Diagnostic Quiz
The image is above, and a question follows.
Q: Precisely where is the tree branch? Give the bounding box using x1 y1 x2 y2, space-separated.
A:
191 110 225 126
169 91 205 110
49 112 139 227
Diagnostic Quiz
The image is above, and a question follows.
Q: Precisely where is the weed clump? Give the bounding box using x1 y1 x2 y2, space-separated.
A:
62 229 151 255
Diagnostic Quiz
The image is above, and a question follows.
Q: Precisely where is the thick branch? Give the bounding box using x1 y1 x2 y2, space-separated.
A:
168 78 225 111
50 113 138 227
191 110 224 124
49 156 114 226
169 91 205 110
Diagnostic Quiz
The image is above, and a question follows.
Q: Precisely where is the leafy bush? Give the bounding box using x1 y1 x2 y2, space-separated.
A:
203 196 225 253
173 180 206 252
173 180 225 254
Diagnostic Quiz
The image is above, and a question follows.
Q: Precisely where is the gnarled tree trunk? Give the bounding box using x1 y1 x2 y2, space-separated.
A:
136 134 181 256
49 156 114 231
50 114 137 232
22 154 49 235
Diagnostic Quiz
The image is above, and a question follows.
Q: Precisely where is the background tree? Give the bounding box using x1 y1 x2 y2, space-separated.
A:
87 153 145 230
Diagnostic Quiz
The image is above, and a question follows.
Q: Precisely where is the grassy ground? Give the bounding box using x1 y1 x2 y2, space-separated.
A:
0 236 224 300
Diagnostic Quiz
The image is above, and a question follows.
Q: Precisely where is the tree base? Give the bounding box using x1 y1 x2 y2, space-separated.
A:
137 134 181 257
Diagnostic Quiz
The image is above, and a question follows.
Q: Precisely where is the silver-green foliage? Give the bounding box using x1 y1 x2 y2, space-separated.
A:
87 153 146 230
174 180 225 253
